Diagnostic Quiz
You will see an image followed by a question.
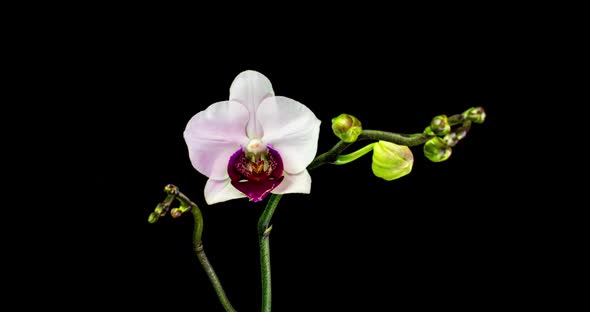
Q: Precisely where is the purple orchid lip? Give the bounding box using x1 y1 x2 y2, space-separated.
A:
228 145 284 202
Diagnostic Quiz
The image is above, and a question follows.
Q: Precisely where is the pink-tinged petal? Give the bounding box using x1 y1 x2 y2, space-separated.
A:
229 70 275 138
184 101 249 180
271 170 312 194
257 96 321 174
204 178 247 205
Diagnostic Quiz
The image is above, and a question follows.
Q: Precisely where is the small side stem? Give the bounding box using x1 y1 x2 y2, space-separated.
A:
194 242 236 312
189 208 235 312
307 140 352 170
257 194 283 312
358 130 432 146
448 113 465 126
155 185 236 312
333 142 376 165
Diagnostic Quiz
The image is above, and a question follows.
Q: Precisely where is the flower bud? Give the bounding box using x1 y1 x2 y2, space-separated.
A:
423 137 452 162
423 126 435 136
372 140 414 181
463 107 486 124
171 208 183 218
430 115 450 136
442 132 459 147
164 184 179 195
332 113 362 143
148 212 160 223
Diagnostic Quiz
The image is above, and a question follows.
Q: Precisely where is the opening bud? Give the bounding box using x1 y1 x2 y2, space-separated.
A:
372 140 414 181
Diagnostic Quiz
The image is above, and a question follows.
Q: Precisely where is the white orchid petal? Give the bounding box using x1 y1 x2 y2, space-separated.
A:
184 101 249 180
204 178 247 205
271 170 312 194
257 96 321 174
229 70 275 138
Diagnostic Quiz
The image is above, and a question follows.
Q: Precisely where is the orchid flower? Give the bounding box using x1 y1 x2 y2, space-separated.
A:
184 70 321 205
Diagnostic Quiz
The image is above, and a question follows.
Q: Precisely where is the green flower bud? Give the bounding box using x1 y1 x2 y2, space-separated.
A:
372 140 414 181
332 113 362 143
171 208 183 218
423 126 435 136
442 128 468 147
430 115 450 136
442 132 459 147
423 137 452 162
154 203 165 216
455 128 468 140
171 205 191 218
148 212 160 223
164 184 179 195
463 107 486 124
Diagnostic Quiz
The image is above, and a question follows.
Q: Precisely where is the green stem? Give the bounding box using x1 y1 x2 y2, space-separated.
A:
156 185 236 312
448 113 465 126
257 194 283 312
333 142 376 165
194 241 236 312
253 110 471 311
189 206 235 312
306 130 432 171
358 130 432 146
307 140 352 170
177 192 203 243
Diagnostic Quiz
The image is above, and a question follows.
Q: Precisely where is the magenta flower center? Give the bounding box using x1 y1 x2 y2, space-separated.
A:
228 140 284 202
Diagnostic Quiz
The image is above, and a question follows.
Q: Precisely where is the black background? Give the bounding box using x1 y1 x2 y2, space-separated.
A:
24 18 541 310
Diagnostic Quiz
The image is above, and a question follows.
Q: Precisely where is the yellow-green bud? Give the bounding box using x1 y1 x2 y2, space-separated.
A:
442 132 459 147
171 208 182 218
148 212 160 223
164 184 179 195
423 137 452 162
332 113 362 143
154 204 165 215
372 141 414 181
463 107 486 124
430 115 450 136
423 126 435 136
443 127 470 147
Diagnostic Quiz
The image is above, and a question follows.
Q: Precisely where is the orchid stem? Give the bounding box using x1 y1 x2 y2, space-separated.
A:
257 194 283 312
307 141 352 170
191 210 236 312
333 142 376 165
358 130 432 146
153 185 236 312
253 110 472 311
307 131 431 170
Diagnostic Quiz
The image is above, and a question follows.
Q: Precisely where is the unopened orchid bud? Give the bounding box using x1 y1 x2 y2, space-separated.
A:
164 184 179 195
372 140 414 181
148 212 160 224
332 113 362 143
171 208 183 218
430 115 450 136
444 128 469 147
463 107 486 124
442 132 458 147
171 205 191 218
423 126 435 136
423 137 452 162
